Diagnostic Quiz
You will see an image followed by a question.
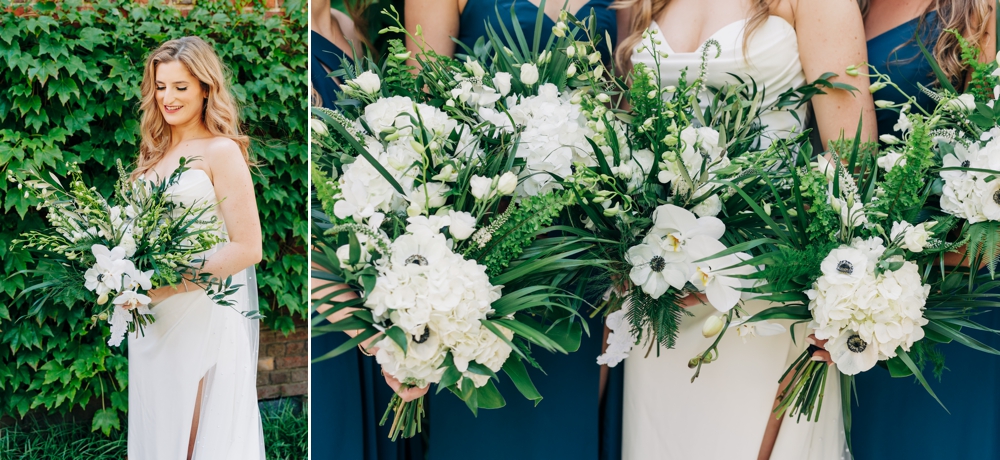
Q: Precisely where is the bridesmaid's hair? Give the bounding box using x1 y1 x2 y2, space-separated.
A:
344 0 375 55
858 0 995 88
613 0 773 73
133 36 250 180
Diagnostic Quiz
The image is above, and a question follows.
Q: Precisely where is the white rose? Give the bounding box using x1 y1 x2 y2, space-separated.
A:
890 221 930 252
946 93 976 112
447 210 477 240
520 63 539 85
691 194 722 218
469 175 496 200
496 171 518 196
310 118 328 137
349 71 381 95
493 72 512 96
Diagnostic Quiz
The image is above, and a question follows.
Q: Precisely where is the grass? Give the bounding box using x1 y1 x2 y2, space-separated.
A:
0 399 308 460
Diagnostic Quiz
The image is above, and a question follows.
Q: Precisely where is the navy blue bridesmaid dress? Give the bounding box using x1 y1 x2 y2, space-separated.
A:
456 0 618 62
310 30 423 460
853 11 1000 459
428 2 622 460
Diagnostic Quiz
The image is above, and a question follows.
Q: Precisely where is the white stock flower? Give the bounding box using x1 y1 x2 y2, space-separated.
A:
893 110 912 134
520 63 539 85
597 307 636 367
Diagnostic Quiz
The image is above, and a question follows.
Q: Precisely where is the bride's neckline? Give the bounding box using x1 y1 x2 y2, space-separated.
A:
649 15 795 54
158 167 212 188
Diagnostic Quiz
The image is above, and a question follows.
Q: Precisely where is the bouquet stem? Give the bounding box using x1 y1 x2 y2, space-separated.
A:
380 391 425 440
774 349 830 422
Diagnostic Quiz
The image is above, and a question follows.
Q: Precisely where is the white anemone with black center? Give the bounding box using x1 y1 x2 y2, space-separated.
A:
807 236 930 375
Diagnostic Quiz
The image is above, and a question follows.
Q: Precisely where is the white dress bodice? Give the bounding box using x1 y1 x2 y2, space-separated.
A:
632 16 808 144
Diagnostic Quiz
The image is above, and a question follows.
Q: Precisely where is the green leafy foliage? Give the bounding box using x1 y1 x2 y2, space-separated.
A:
0 0 307 430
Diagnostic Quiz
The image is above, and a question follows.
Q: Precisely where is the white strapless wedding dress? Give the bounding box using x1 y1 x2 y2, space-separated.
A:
128 169 265 460
622 17 847 460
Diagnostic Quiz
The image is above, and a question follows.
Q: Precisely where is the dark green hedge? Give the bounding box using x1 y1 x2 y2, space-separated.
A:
0 0 307 432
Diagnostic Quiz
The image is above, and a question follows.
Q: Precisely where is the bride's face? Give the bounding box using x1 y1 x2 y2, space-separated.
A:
154 60 207 127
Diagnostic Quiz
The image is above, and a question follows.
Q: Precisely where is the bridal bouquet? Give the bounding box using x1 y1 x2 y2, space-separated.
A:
11 159 240 347
311 20 600 439
556 33 800 364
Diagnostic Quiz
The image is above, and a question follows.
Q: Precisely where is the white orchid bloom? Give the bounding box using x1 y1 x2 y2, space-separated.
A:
84 244 130 296
729 317 785 343
687 239 755 312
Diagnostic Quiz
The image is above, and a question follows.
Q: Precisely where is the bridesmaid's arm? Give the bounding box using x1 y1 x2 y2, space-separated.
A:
405 0 462 59
312 274 430 401
794 0 878 147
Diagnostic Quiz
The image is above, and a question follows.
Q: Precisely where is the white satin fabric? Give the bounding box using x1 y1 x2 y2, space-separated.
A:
128 169 265 460
623 17 847 460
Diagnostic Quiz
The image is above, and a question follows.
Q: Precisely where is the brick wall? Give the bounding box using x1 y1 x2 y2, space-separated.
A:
6 0 287 18
257 317 309 401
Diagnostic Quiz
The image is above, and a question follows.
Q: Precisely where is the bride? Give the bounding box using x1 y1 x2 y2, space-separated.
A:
613 0 876 458
128 36 265 460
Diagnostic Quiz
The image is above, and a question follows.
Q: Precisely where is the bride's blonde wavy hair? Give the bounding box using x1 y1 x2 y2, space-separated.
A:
857 0 994 87
133 36 250 180
613 0 774 73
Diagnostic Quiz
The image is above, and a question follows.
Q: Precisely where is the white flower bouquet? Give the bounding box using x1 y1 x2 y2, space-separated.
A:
554 34 802 364
11 159 243 347
311 24 601 439
731 100 1000 451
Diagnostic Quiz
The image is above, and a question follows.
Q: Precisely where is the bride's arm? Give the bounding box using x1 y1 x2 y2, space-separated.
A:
148 139 262 302
794 0 878 148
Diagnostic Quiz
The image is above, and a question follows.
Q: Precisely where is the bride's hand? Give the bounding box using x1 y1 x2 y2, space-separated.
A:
146 280 195 305
382 370 430 402
807 334 833 365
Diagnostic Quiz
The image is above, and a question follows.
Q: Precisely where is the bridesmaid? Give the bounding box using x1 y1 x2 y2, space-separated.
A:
403 1 620 459
853 1 1000 458
309 2 423 459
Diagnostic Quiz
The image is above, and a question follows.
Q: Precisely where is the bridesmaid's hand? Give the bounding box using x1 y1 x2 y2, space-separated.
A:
680 292 708 308
807 334 833 365
382 371 430 402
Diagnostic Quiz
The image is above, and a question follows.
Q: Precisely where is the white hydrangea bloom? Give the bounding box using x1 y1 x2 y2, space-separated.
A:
807 237 930 375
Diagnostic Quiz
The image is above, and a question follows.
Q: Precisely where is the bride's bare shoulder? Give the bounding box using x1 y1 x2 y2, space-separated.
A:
202 136 249 182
